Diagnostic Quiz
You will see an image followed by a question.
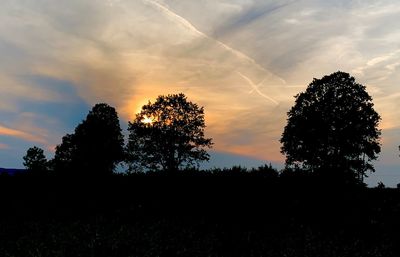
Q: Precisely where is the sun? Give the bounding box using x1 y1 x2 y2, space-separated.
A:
142 115 153 124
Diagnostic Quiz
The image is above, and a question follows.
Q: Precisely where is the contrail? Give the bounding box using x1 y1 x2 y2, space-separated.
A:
237 72 279 105
142 0 286 84
248 78 267 94
143 0 204 37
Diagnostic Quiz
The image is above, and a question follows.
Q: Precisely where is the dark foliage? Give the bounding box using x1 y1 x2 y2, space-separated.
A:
1 173 400 257
127 93 213 172
281 71 381 184
23 146 48 174
52 133 76 172
53 103 124 175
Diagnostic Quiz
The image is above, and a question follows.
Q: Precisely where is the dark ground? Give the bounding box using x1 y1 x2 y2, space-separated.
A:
1 174 400 257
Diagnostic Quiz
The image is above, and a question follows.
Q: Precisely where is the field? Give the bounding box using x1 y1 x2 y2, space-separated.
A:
1 174 400 257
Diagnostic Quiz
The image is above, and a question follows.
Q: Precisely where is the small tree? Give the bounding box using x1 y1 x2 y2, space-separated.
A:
280 71 381 184
53 103 124 175
23 146 48 173
376 181 386 189
127 93 213 171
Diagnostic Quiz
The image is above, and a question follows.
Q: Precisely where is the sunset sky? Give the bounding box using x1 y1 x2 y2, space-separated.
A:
0 0 399 185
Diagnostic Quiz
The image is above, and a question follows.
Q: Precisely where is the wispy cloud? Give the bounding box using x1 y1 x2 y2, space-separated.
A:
0 143 9 150
143 0 286 82
0 125 45 144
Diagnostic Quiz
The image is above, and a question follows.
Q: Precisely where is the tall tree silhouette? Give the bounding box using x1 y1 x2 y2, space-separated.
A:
127 93 212 171
23 146 48 174
280 71 381 184
53 103 124 175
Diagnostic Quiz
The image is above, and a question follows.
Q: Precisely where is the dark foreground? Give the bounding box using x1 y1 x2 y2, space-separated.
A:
1 174 400 257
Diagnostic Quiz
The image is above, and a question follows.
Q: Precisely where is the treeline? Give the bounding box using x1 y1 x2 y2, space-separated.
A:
1 164 400 257
20 71 398 187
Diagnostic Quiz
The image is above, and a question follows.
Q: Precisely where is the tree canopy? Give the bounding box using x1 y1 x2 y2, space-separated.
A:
53 103 124 175
23 146 48 173
280 71 381 183
127 93 213 171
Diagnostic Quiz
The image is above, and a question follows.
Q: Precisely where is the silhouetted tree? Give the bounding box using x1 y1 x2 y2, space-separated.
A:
53 103 124 175
280 71 381 184
376 181 386 189
127 93 213 171
23 146 48 174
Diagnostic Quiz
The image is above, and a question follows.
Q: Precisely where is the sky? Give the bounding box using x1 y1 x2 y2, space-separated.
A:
0 0 399 186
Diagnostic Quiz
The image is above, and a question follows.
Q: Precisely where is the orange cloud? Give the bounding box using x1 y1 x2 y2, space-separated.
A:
46 144 57 153
0 143 9 149
0 125 46 143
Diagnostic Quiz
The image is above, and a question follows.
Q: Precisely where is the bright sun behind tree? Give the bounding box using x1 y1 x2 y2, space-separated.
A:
141 116 153 124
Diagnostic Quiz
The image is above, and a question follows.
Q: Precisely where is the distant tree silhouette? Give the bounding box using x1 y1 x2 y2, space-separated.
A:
280 71 381 184
376 181 386 189
23 146 48 174
53 103 124 175
250 164 279 179
127 93 213 171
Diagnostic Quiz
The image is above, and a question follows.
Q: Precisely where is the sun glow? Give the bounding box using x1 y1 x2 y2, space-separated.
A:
142 116 154 124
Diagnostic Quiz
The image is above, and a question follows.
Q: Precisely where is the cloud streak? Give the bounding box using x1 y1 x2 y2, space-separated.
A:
0 143 9 150
0 125 45 144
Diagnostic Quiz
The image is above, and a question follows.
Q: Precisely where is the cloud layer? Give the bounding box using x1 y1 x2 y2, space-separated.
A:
0 0 399 174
